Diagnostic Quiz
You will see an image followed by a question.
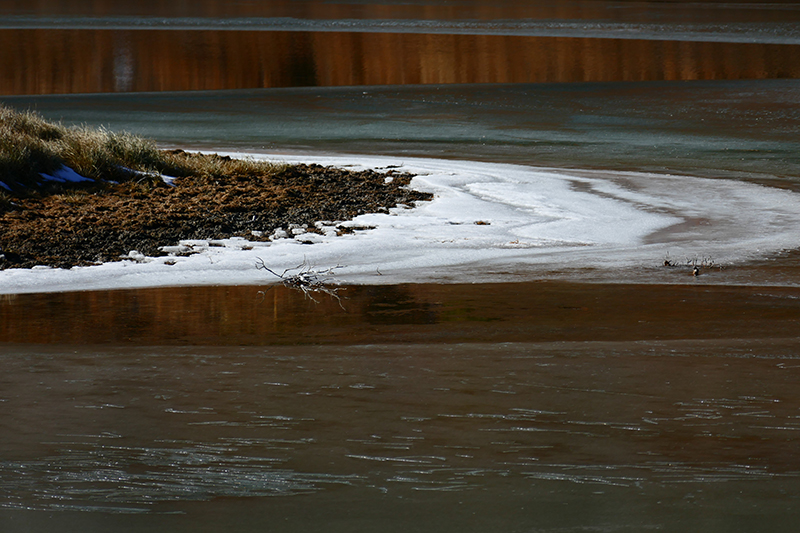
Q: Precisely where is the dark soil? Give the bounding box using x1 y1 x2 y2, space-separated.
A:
0 162 432 269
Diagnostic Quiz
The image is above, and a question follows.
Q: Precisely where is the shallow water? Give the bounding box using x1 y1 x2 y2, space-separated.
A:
4 282 800 345
6 79 800 185
3 2 800 531
3 1 800 94
2 337 800 532
4 89 800 532
3 283 800 532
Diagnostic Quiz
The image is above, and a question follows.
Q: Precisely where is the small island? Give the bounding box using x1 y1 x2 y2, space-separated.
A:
0 105 432 269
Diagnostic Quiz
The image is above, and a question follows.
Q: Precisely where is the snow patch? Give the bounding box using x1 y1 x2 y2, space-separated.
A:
38 165 93 184
3 153 800 294
116 166 178 187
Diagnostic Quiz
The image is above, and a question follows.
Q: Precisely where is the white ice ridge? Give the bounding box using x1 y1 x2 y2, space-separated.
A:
2 153 800 294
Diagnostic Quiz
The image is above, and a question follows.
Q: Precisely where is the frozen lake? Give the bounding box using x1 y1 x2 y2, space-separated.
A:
3 80 800 293
2 9 800 530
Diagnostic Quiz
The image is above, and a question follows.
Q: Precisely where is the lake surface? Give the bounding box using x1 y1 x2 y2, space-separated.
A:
6 79 800 185
2 338 800 532
3 321 800 532
2 0 800 94
2 281 800 532
3 2 800 531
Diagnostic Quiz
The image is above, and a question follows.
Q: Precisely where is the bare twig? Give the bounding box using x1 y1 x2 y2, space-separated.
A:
256 257 345 308
662 253 723 276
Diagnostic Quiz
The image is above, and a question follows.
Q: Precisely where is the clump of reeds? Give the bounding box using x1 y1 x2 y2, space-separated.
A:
0 104 283 195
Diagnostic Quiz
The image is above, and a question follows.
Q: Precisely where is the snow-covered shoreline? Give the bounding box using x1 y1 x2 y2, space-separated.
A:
3 153 800 295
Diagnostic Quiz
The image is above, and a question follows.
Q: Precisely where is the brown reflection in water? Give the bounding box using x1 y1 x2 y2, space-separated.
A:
2 29 799 95
7 0 800 24
2 281 800 345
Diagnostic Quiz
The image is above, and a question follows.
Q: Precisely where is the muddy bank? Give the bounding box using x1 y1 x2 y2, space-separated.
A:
0 162 431 269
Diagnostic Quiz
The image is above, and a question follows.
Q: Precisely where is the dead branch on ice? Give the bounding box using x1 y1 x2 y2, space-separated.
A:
256 257 345 308
662 253 723 276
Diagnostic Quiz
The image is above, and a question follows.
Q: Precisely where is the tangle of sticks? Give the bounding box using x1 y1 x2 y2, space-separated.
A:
256 257 344 307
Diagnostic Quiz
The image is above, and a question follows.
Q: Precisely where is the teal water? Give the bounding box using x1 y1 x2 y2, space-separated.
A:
4 79 800 185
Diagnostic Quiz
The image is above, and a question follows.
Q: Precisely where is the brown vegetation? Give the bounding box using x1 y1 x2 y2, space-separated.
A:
0 105 432 269
0 159 430 269
0 104 288 191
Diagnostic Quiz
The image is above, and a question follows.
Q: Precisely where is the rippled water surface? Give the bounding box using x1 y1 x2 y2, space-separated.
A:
2 339 800 532
2 282 800 531
3 2 800 531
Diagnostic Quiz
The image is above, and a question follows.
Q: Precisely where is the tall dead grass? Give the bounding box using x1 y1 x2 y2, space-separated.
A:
0 104 284 194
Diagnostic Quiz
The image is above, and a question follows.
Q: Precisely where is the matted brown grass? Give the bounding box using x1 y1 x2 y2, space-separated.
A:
0 105 432 269
0 104 286 194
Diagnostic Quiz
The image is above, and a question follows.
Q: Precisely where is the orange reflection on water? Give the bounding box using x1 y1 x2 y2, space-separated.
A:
2 29 799 95
6 0 800 24
3 282 800 345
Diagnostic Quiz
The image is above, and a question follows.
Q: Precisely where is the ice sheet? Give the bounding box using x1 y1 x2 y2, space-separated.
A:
2 154 800 294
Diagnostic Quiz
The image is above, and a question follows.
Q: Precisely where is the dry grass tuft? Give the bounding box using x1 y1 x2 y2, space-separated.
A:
0 104 285 195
